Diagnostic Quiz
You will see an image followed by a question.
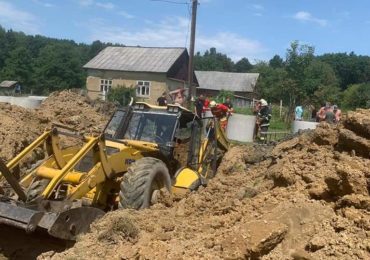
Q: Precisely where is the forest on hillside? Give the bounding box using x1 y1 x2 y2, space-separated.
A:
0 26 369 110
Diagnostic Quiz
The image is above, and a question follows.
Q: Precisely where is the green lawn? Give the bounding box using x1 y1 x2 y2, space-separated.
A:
234 105 291 132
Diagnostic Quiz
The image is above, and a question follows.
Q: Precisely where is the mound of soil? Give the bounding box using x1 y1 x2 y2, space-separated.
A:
0 103 44 161
37 90 112 135
49 109 370 260
0 90 114 163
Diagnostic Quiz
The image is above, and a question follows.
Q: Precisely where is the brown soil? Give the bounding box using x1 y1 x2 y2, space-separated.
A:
47 109 370 260
36 90 112 135
0 103 44 162
0 94 369 259
0 90 113 163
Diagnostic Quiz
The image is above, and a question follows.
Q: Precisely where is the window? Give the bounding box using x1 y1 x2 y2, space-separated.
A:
136 81 150 97
123 111 177 144
100 79 112 93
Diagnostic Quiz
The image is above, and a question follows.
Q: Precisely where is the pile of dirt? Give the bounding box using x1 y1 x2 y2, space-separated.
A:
49 109 370 260
36 90 113 135
0 90 114 163
0 103 44 162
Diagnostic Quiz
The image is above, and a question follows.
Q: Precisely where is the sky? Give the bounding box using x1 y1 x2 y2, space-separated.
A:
0 0 369 62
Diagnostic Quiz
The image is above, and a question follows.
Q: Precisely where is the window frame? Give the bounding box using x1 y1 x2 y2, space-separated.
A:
136 81 151 98
100 79 112 93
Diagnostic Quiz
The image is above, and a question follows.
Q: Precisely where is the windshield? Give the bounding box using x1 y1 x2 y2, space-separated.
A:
104 110 126 139
124 111 177 145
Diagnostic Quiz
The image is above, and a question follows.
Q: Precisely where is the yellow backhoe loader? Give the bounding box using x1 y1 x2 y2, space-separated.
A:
0 102 229 240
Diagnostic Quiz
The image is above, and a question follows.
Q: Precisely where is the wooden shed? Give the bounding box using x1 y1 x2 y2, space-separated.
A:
195 71 259 107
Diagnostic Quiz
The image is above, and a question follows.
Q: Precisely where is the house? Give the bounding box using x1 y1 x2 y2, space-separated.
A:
83 46 197 104
0 81 19 94
195 71 259 107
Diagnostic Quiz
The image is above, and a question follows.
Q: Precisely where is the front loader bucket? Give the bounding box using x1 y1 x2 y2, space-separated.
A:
0 202 104 240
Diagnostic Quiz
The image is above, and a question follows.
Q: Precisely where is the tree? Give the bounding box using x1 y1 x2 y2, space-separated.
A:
0 26 6 68
302 60 338 99
0 46 33 90
313 85 342 108
88 40 105 59
33 43 85 94
342 83 370 109
318 53 370 90
252 62 287 101
283 41 315 119
194 48 234 71
234 58 253 72
269 55 284 68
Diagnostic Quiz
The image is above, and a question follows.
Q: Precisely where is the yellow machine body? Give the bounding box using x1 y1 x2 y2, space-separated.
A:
0 102 229 240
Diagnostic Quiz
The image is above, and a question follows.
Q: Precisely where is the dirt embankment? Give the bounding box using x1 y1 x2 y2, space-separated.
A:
0 90 114 163
49 109 370 260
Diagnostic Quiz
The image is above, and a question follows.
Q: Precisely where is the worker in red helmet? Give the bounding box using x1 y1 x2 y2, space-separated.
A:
209 101 230 130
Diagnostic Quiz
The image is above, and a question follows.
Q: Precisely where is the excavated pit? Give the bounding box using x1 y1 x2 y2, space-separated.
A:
0 93 369 259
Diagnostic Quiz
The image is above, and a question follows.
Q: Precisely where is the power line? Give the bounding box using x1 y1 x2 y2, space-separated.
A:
149 0 192 48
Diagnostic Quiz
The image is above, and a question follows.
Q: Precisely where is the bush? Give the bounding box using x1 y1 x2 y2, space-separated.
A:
342 83 370 110
107 85 135 106
215 89 234 103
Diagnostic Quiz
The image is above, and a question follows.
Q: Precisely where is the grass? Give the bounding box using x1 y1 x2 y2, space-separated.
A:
234 105 291 132
234 107 253 115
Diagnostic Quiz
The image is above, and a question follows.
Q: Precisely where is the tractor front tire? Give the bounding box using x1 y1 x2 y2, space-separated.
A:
119 157 171 209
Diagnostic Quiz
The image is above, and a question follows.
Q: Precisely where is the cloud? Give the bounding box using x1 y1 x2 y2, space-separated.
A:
32 0 54 7
252 4 264 10
84 16 267 61
293 11 328 27
76 0 133 19
118 11 135 19
77 0 94 6
96 2 115 10
0 1 40 34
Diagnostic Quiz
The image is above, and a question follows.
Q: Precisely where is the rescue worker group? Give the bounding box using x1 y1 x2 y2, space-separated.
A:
157 92 341 142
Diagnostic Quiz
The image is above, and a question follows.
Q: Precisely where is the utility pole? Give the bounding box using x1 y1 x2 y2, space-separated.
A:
187 0 198 103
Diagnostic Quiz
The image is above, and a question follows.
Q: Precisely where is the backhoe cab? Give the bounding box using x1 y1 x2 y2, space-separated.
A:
0 102 228 240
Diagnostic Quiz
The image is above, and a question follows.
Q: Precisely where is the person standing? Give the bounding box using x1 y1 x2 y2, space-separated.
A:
295 105 304 121
317 102 331 122
194 94 205 118
310 105 318 122
223 97 234 112
157 92 167 106
333 105 342 123
257 99 271 142
204 96 210 109
253 100 262 140
209 101 230 130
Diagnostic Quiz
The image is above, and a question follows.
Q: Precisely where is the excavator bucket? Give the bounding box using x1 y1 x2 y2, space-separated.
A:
0 128 106 240
0 201 104 240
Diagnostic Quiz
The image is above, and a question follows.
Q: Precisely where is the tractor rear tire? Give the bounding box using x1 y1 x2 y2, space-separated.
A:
119 157 171 209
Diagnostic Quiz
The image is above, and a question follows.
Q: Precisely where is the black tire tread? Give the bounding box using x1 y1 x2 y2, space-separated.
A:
119 157 170 209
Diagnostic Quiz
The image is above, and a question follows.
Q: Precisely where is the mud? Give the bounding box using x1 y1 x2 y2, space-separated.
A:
0 95 369 259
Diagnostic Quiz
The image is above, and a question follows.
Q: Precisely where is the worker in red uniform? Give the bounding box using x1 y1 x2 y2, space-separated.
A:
209 100 230 130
